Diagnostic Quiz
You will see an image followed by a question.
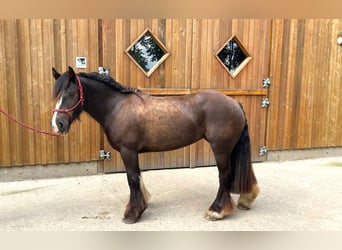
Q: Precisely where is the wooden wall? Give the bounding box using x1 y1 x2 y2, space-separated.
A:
268 19 342 150
0 18 341 169
0 19 100 167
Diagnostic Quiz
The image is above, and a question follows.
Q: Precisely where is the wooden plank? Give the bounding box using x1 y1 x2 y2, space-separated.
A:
211 19 221 89
41 19 56 164
289 19 305 149
199 19 208 89
5 20 21 166
282 19 297 148
2 20 19 166
205 19 213 88
191 19 200 89
267 19 283 150
16 19 35 165
0 20 11 166
34 19 46 165
184 19 193 89
328 19 342 146
140 88 267 96
171 18 181 88
192 88 268 96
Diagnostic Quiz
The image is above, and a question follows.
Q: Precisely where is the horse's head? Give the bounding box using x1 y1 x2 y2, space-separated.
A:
51 66 84 134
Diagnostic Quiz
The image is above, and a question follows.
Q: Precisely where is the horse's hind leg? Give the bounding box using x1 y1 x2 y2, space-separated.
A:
205 147 235 221
120 148 150 223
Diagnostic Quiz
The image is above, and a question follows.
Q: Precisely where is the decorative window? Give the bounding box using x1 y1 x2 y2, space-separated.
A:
126 29 169 77
215 35 252 78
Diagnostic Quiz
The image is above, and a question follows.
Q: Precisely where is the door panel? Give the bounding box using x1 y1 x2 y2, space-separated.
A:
99 19 271 173
190 19 271 163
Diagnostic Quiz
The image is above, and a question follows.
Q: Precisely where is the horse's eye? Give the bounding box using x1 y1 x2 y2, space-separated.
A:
69 91 75 96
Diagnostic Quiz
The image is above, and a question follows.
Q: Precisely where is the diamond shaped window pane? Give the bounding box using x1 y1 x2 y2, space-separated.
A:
216 35 252 78
126 29 169 77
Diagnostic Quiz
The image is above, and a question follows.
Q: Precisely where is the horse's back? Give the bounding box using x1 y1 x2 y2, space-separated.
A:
195 90 245 121
111 90 246 153
140 89 245 131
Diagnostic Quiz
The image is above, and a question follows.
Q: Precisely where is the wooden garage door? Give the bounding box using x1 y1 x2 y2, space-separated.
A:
99 19 271 173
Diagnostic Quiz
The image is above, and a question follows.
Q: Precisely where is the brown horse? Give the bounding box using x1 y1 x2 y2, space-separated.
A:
51 66 259 223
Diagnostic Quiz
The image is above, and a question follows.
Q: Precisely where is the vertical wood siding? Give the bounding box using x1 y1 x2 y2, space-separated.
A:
1 18 341 169
0 19 101 167
268 19 342 150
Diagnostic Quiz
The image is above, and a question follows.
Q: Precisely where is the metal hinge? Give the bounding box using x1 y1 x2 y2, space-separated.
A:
262 77 271 88
261 98 270 108
98 67 110 76
259 146 268 156
99 149 111 160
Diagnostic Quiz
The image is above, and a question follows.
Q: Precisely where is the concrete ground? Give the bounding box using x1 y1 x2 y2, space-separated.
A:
0 156 341 231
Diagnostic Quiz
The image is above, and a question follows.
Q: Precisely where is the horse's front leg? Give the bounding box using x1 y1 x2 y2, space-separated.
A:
120 148 150 224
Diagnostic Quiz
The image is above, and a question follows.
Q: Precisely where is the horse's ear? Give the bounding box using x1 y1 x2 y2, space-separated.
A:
52 68 61 80
68 66 76 82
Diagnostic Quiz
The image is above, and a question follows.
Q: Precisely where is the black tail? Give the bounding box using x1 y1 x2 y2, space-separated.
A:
229 121 257 194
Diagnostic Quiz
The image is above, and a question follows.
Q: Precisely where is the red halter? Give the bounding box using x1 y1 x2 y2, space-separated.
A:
52 76 84 121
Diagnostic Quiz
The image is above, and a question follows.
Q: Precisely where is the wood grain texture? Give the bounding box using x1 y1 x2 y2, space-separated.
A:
267 19 342 150
0 19 101 167
2 18 340 170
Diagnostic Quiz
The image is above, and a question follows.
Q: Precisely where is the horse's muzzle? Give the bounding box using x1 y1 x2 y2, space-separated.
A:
51 118 70 134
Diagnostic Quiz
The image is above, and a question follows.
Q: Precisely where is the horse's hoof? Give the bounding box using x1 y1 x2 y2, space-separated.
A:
204 211 224 221
237 202 251 210
122 217 138 224
123 204 146 224
237 184 260 210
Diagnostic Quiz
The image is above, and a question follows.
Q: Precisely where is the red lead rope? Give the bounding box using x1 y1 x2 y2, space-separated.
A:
0 108 59 137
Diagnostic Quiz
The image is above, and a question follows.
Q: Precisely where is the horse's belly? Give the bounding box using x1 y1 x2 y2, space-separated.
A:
140 137 201 152
141 122 204 152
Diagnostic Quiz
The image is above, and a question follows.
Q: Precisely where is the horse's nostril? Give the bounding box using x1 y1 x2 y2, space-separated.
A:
58 122 64 130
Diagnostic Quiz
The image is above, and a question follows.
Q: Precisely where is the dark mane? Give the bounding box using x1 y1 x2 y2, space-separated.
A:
78 72 140 94
53 71 141 101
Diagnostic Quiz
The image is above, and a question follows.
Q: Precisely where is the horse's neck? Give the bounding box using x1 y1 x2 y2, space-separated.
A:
82 78 124 126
